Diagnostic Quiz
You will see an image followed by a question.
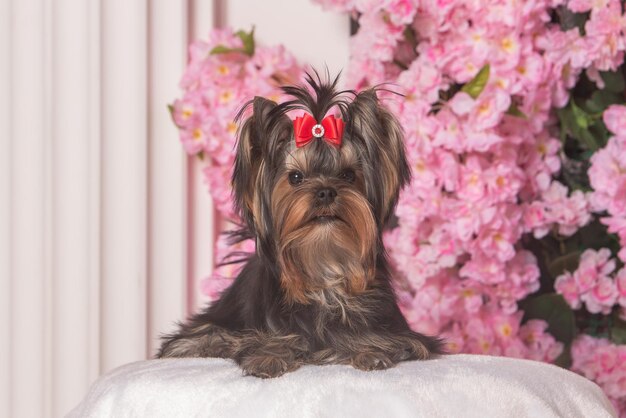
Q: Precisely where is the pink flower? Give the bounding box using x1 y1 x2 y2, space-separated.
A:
440 323 465 354
603 105 626 135
460 253 507 285
180 122 209 155
467 90 512 132
386 0 419 26
518 319 563 362
490 311 522 343
567 0 594 13
448 92 474 116
615 268 626 307
312 0 355 12
589 134 626 215
554 248 620 314
539 182 591 236
350 12 404 63
580 276 618 314
571 335 626 405
465 315 498 354
492 250 540 313
574 248 615 293
523 202 548 237
555 271 582 309
600 217 626 264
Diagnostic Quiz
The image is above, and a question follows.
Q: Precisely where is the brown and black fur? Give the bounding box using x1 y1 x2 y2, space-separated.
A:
158 72 443 378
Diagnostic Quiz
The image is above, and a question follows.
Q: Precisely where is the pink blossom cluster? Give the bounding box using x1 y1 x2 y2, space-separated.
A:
313 0 626 405
572 335 626 415
395 270 563 361
314 0 594 350
171 28 302 216
589 105 626 263
555 248 626 316
542 0 626 105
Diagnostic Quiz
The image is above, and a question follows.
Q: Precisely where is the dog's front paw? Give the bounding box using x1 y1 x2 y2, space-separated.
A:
398 333 437 361
240 354 300 378
351 352 394 371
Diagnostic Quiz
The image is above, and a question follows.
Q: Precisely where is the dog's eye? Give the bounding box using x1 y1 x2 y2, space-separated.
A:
288 171 304 186
339 169 356 183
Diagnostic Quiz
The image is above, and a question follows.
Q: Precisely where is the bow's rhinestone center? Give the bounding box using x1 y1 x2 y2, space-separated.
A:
312 124 325 138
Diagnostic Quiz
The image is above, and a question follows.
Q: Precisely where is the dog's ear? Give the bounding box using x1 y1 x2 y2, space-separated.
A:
347 90 411 225
232 96 278 232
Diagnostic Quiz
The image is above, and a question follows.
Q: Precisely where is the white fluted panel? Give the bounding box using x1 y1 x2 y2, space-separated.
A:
100 0 149 372
50 0 100 415
10 0 49 417
192 0 215 34
189 0 217 312
226 0 350 77
189 158 218 311
0 0 11 416
147 0 188 356
87 0 102 393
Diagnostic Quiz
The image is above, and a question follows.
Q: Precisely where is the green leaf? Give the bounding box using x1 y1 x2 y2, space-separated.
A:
506 102 527 118
601 70 625 93
588 120 610 149
210 45 244 55
403 26 418 49
197 150 205 161
547 251 581 278
557 106 578 143
521 293 577 346
610 315 626 344
611 325 626 344
211 28 256 56
579 128 600 151
235 27 255 56
580 150 594 160
558 100 600 151
578 218 619 251
461 64 490 99
167 103 179 128
554 344 572 368
570 100 591 130
585 90 623 114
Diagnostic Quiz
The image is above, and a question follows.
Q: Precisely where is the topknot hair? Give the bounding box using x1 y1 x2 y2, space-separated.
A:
272 69 354 122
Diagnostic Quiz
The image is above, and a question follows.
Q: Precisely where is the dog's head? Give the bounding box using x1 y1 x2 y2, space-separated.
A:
232 73 410 304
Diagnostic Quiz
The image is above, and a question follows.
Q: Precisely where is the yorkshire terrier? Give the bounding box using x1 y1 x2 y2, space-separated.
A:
158 72 443 378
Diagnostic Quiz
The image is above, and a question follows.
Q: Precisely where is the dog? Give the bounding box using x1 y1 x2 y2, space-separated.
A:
158 72 443 378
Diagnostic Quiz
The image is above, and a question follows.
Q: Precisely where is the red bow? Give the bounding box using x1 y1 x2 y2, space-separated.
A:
293 113 344 148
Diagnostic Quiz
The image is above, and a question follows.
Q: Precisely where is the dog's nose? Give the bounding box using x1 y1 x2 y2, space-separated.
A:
316 187 337 205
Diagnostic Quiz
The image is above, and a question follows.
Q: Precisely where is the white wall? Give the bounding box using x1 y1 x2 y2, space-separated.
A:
0 1 349 416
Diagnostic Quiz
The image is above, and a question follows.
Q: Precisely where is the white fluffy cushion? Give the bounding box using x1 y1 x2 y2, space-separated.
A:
68 354 616 417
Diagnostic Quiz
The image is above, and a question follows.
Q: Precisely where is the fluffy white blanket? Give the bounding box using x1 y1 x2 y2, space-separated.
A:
68 354 616 417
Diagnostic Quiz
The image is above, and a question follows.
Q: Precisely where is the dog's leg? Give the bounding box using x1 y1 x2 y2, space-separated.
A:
312 330 438 371
234 332 309 378
157 324 243 359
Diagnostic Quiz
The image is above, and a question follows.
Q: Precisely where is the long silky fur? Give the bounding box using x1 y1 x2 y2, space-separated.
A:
158 71 443 377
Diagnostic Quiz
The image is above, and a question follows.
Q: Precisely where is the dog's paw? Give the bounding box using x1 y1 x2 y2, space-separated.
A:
351 352 394 371
240 354 300 379
399 335 432 360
